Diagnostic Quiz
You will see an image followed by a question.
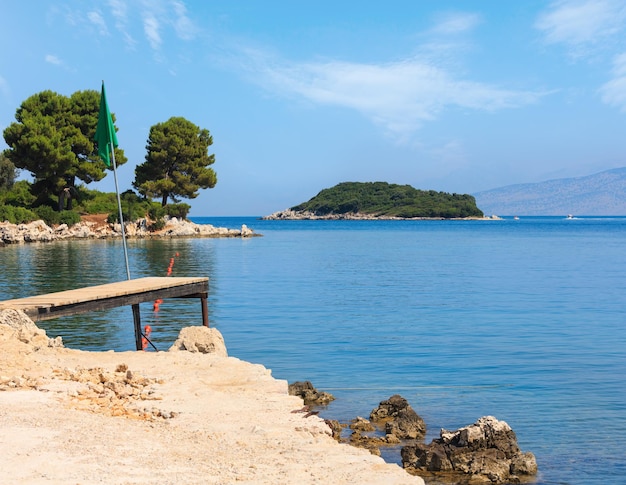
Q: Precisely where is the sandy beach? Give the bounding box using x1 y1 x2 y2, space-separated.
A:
0 315 424 485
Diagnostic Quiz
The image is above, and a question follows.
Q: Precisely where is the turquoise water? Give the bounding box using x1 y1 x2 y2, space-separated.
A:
1 216 625 484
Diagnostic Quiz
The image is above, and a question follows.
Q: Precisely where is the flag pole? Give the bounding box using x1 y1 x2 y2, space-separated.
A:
110 143 142 350
109 141 131 281
96 81 142 350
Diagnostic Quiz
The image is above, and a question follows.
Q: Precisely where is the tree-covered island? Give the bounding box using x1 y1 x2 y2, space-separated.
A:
265 182 485 219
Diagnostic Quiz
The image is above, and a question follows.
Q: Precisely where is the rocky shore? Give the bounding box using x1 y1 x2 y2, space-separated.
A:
263 209 501 221
0 309 423 484
0 215 257 245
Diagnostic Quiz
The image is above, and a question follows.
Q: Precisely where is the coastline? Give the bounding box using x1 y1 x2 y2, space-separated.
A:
0 314 424 484
0 215 259 246
262 209 501 221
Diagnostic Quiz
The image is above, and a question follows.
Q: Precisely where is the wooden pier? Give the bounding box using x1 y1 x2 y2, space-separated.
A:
0 277 209 350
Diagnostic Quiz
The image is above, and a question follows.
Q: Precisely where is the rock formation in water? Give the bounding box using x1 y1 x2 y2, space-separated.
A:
401 415 537 484
288 380 335 405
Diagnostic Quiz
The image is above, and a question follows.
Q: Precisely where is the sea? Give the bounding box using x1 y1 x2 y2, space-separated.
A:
1 216 625 485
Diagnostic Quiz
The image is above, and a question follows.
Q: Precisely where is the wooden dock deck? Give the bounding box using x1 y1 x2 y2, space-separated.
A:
0 277 209 349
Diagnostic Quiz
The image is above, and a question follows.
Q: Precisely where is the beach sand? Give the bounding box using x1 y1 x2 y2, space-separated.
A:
0 321 424 485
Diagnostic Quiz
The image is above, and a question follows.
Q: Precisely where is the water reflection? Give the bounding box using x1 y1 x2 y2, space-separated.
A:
0 238 218 351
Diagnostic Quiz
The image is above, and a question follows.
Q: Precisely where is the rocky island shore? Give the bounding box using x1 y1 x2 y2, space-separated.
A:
0 214 257 246
263 208 501 221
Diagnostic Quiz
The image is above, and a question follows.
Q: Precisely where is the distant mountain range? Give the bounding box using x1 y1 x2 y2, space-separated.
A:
473 167 626 216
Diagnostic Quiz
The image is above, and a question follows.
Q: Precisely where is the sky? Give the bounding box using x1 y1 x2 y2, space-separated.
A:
2 1 626 216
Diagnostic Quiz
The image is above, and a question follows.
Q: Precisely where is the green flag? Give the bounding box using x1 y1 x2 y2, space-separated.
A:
94 82 118 168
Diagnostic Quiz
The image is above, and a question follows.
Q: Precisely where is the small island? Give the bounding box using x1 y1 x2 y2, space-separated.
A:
264 182 486 220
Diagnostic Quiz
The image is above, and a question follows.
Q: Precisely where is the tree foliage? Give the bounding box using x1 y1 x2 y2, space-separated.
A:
2 89 126 210
0 152 17 191
291 182 484 218
134 116 217 206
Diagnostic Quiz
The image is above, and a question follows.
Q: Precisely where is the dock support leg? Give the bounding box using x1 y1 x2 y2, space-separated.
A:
132 304 142 350
201 293 209 327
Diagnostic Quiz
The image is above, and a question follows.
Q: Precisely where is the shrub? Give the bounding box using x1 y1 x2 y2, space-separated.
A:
34 205 60 226
0 204 38 224
59 210 81 226
149 218 166 231
148 204 166 221
0 180 36 207
165 203 190 219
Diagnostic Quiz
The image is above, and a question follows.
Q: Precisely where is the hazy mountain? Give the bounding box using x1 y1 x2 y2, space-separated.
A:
473 167 626 216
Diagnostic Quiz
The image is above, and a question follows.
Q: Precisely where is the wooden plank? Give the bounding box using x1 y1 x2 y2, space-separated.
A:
0 277 209 322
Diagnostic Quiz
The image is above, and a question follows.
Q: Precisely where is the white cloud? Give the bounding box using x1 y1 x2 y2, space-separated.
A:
45 54 63 66
139 1 197 52
87 10 108 36
430 12 482 35
535 0 626 56
108 0 137 48
599 52 626 110
143 14 161 50
172 0 196 40
247 53 544 141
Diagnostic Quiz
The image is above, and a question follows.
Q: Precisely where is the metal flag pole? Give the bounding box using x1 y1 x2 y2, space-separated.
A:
108 143 131 281
98 81 141 349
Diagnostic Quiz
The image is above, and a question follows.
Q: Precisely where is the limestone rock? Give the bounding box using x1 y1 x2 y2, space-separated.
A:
350 416 375 432
0 217 258 245
288 380 335 405
324 419 344 441
370 394 426 439
401 416 537 484
168 326 227 356
0 309 64 349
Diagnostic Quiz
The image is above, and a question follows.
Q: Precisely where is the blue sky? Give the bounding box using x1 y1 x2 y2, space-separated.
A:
2 1 626 216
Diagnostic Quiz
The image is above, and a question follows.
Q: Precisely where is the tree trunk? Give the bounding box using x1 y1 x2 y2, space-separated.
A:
58 191 65 212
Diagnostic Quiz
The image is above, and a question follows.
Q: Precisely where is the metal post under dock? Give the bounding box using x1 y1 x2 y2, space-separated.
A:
0 277 209 350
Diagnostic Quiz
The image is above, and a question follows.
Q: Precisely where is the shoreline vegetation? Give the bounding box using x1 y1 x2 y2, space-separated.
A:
262 181 494 220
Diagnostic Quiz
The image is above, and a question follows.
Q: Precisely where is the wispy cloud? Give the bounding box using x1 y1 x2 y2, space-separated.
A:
143 14 161 50
222 9 543 142
45 54 63 66
242 51 544 141
108 0 136 48
536 0 626 111
599 52 626 110
87 10 108 36
535 0 626 57
138 0 197 53
172 0 197 41
429 12 482 36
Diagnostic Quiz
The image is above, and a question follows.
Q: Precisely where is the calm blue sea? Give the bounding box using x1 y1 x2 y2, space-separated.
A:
1 216 625 484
